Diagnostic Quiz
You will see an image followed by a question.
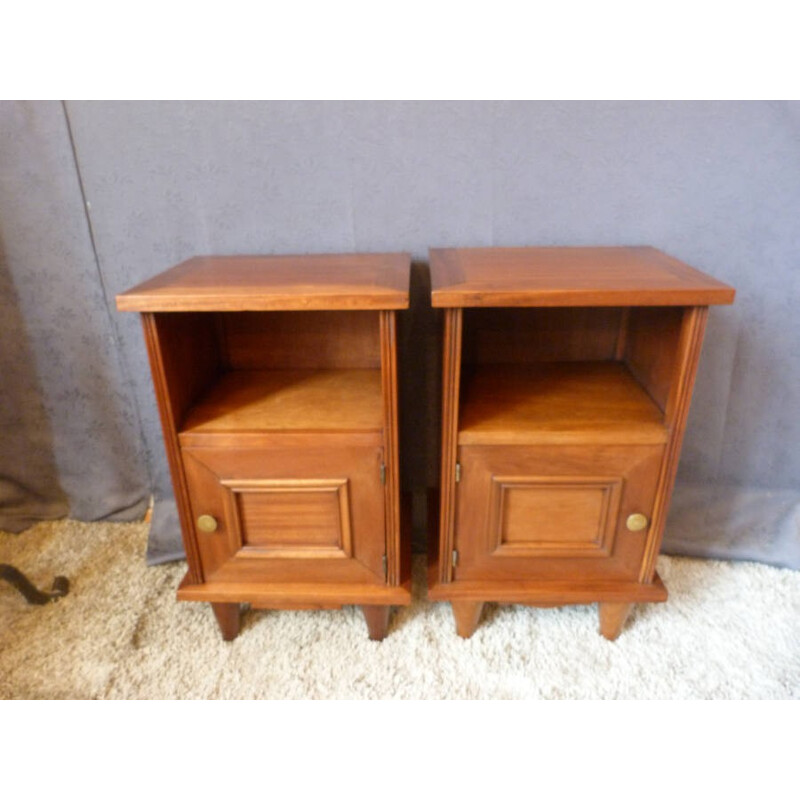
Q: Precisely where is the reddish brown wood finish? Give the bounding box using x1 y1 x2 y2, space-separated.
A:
462 307 624 364
120 253 411 642
638 307 709 582
380 311 403 586
177 572 410 605
179 369 383 438
437 309 462 584
598 602 633 641
181 444 385 584
211 602 241 641
452 601 484 638
624 307 684 413
361 605 391 641
430 246 734 639
117 253 410 312
427 574 667 604
140 313 208 585
219 310 381 370
458 363 667 446
454 444 664 582
431 247 735 307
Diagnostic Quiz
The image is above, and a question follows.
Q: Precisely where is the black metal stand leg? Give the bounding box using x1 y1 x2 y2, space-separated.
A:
0 564 69 605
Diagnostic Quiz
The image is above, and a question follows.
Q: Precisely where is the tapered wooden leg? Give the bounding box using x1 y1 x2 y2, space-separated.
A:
598 602 633 641
211 602 241 641
452 601 484 638
361 605 391 641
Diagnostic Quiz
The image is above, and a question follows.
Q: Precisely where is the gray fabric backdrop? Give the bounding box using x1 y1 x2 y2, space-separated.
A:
1 101 798 569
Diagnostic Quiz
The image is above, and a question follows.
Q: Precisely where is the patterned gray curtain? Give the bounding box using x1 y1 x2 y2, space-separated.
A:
0 101 147 534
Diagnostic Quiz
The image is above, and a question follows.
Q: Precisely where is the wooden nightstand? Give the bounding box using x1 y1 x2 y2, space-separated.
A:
429 246 735 640
117 254 411 641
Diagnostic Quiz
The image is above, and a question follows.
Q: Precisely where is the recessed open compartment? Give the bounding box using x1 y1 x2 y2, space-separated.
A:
145 310 384 445
458 306 685 446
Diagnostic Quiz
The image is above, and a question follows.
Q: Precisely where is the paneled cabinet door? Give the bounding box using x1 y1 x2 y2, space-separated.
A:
453 444 664 583
182 444 386 585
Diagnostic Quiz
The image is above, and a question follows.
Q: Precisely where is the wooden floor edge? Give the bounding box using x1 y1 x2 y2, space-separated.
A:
177 572 412 606
427 572 668 605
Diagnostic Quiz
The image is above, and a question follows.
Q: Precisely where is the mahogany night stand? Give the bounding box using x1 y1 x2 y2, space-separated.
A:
428 246 735 640
117 253 411 641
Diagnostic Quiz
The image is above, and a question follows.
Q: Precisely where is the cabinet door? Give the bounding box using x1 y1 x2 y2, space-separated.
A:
182 444 386 585
454 444 664 582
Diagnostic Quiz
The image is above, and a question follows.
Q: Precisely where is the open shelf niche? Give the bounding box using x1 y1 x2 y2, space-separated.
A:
458 306 685 445
147 309 384 443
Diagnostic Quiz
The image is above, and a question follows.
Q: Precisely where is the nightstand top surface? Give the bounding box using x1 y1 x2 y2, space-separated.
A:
117 253 410 312
430 246 735 307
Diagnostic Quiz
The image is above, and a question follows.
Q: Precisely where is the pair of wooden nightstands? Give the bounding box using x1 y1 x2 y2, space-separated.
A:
117 247 734 642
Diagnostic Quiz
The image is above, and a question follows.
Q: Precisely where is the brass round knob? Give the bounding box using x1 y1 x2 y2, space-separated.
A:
626 513 649 532
197 514 218 533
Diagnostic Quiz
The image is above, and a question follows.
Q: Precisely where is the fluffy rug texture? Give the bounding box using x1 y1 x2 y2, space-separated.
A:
1 519 798 699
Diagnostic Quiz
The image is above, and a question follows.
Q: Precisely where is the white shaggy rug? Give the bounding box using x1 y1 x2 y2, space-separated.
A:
1 519 798 699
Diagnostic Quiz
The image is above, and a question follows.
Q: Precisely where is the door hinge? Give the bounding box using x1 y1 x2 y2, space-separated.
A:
382 554 387 578
455 462 461 483
380 463 386 485
451 549 459 568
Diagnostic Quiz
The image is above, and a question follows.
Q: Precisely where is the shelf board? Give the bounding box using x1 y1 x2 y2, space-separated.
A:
457 362 668 446
179 369 383 441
